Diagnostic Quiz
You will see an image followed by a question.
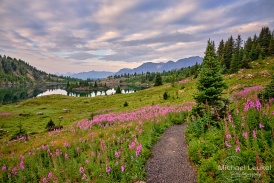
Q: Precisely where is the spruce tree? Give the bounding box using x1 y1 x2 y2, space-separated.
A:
230 35 243 73
193 40 227 118
268 35 274 56
217 39 225 71
223 36 234 73
154 73 162 86
116 86 122 94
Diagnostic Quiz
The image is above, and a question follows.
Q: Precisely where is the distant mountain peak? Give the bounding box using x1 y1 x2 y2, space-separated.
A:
114 56 202 76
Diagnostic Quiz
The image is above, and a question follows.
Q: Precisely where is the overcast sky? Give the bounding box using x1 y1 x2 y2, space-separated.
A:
0 0 273 74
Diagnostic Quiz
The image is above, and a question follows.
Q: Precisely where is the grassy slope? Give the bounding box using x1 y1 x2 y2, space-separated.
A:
0 56 273 146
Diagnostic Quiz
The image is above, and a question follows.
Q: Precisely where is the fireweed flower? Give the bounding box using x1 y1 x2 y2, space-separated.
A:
136 144 142 157
2 165 6 171
242 132 248 138
106 166 111 173
65 154 69 159
115 151 120 158
19 161 24 170
225 141 231 148
12 167 18 175
121 166 125 172
79 167 84 174
255 99 261 110
42 177 47 183
228 114 233 122
259 123 264 129
48 171 53 179
236 146 240 152
129 141 135 149
253 130 257 138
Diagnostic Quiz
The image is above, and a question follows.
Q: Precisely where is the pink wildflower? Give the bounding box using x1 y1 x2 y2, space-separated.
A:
136 144 142 157
225 141 231 148
121 166 125 172
82 174 87 180
79 167 84 174
259 123 264 129
129 141 135 149
115 151 120 158
255 99 261 110
228 114 233 122
253 130 257 138
12 167 18 175
91 151 95 157
236 146 240 152
2 165 6 171
48 171 53 179
65 154 69 159
226 134 232 139
106 166 111 173
42 177 47 183
242 132 248 138
241 123 245 127
85 159 89 164
19 161 24 170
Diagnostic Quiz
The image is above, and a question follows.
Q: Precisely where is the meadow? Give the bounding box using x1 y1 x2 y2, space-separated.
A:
0 57 273 182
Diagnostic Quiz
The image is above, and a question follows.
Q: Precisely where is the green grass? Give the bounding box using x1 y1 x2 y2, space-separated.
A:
0 57 273 182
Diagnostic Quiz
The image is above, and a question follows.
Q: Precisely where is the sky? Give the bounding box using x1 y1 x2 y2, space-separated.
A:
0 0 273 74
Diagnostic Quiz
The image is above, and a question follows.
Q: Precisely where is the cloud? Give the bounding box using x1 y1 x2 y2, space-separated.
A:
119 32 199 46
0 0 273 73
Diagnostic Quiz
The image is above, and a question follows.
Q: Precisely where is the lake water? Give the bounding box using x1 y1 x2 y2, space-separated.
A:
0 85 143 104
37 88 135 97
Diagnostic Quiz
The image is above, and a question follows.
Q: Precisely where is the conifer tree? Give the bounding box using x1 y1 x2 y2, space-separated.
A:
193 40 227 118
223 36 234 73
217 39 225 70
116 86 122 94
258 27 271 58
154 73 162 86
230 35 243 73
268 35 274 56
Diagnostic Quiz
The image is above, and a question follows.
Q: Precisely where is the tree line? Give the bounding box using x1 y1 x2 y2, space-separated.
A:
217 26 274 74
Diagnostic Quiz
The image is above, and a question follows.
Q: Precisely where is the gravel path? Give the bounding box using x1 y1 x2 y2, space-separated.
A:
145 124 196 183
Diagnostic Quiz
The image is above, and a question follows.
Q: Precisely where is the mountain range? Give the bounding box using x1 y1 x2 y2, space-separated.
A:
68 56 202 79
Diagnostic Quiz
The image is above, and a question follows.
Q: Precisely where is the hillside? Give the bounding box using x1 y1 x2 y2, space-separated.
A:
0 56 273 182
0 55 79 85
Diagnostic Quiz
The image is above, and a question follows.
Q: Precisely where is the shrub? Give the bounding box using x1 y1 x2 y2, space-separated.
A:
46 119 55 131
163 91 169 100
124 101 128 107
11 121 28 140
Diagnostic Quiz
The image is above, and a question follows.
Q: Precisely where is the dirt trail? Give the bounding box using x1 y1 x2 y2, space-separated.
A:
145 124 196 183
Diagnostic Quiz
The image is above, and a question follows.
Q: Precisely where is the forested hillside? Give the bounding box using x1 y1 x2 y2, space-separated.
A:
0 55 79 85
217 27 274 73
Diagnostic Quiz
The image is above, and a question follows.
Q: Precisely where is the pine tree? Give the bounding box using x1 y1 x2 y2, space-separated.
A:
258 27 271 58
193 40 227 117
217 39 225 70
230 35 243 73
223 36 234 73
268 35 274 56
154 73 162 86
116 86 122 94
